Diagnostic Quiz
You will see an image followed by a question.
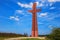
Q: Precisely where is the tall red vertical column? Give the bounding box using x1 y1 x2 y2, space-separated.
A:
28 2 40 37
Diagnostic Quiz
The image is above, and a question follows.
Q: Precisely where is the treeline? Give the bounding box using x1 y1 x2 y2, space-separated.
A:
38 35 48 37
0 32 48 37
47 28 60 40
0 32 28 37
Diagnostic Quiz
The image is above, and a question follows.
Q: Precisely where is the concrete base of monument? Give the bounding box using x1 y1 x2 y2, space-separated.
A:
4 37 46 40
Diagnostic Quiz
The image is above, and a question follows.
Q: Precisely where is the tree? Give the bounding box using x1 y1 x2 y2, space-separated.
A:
24 33 28 37
47 28 60 40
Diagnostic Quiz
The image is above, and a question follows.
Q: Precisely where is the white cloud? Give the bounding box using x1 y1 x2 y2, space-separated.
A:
36 2 44 7
48 25 53 29
10 16 20 21
50 7 55 9
29 2 33 5
50 3 53 6
38 12 48 17
15 10 24 15
48 0 55 2
48 0 60 2
10 16 15 19
16 10 23 13
35 2 39 6
46 13 60 20
17 2 24 7
17 2 32 8
17 2 44 8
38 22 43 24
39 3 44 7
41 0 45 3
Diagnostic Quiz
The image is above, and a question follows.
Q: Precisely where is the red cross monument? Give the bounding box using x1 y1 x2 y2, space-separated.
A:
28 2 41 37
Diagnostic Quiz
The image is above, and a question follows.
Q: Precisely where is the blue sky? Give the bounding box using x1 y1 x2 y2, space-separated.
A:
0 0 60 35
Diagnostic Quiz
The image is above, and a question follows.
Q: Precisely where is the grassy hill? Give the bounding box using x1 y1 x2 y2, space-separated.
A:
0 32 28 38
0 32 28 40
0 32 47 40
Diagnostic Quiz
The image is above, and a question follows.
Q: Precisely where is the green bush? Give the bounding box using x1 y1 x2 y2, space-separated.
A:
47 28 60 40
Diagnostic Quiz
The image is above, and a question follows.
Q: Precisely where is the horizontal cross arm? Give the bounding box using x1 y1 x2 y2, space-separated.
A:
28 10 33 13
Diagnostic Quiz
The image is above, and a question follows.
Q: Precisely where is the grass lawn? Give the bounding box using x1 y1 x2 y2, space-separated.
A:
21 38 44 40
0 37 16 40
0 37 6 40
0 37 46 40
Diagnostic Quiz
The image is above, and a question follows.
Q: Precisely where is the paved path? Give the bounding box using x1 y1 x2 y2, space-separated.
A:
4 37 46 40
